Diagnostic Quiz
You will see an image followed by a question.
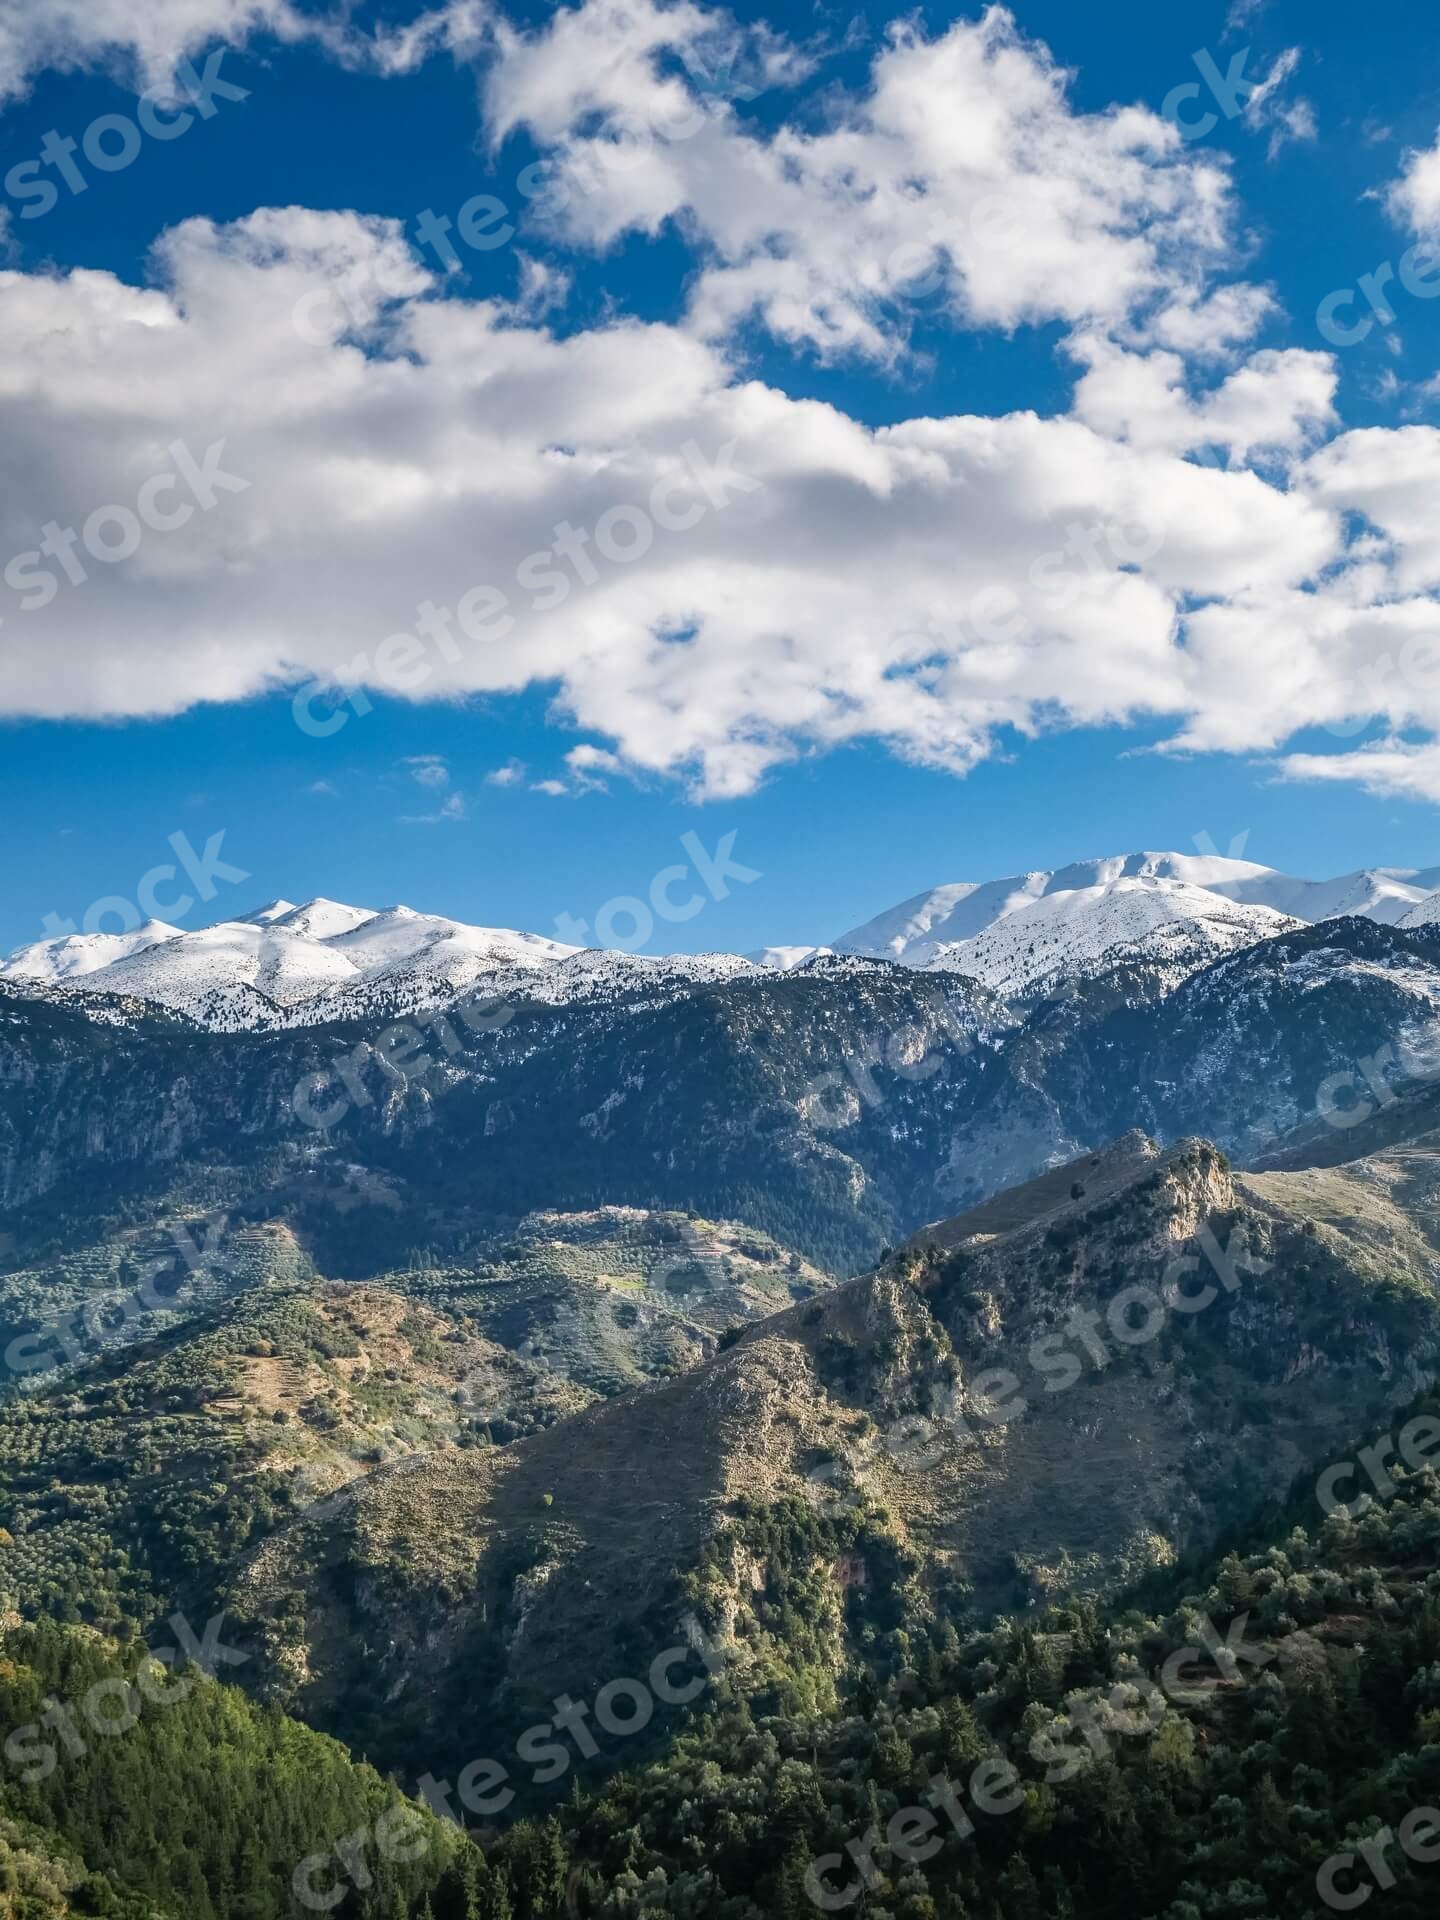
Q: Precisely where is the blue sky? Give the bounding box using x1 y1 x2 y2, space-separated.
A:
2 0 1440 955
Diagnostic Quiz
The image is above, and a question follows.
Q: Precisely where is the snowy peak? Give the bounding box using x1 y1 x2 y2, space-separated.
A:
748 944 832 971
1401 890 1440 930
236 900 300 925
4 852 1434 1031
829 852 1280 966
262 898 377 939
1 919 184 983
0 897 581 1027
828 850 1440 998
1205 864 1440 925
832 854 1277 968
1042 851 1279 891
921 877 1301 998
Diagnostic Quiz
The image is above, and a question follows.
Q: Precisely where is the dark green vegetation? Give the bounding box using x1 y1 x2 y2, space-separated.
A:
0 963 1006 1278
0 1210 828 1636
0 1622 463 1919
8 916 1439 1283
233 1133 1440 1785
3 1393 1440 1919
2 915 1440 1915
502 1423 1440 1920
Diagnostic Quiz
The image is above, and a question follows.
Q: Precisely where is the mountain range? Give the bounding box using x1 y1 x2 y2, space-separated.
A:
6 844 1440 1918
5 850 1440 1029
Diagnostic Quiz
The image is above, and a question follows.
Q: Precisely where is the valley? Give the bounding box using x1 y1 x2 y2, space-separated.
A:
12 0 1440 1908
2 855 1440 1917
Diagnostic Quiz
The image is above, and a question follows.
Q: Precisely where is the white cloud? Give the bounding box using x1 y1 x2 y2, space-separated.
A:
485 2 1243 363
403 753 452 788
508 254 572 321
566 742 628 791
402 788 468 823
0 4 1439 807
1242 47 1317 161
364 1 489 77
1277 738 1440 803
1144 283 1276 361
1069 337 1337 463
0 0 487 101
1303 425 1440 592
485 758 527 786
1388 128 1440 239
0 0 307 99
0 202 1425 801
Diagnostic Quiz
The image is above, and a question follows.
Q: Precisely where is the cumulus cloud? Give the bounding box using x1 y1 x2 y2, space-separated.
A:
0 0 487 101
403 753 453 789
484 2 1243 363
1 0 1439 808
1388 128 1440 239
1278 738 1440 803
1069 337 1338 463
1303 426 1440 593
0 200 1416 801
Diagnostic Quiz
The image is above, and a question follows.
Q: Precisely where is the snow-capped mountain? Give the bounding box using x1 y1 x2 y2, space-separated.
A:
827 851 1440 990
746 944 834 972
1207 863 1440 925
5 851 1437 1031
0 898 772 1031
831 853 1440 965
2 919 184 982
919 877 1302 999
0 898 584 1029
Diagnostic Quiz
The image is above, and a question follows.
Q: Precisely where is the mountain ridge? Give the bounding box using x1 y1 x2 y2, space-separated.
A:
5 849 1436 1032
